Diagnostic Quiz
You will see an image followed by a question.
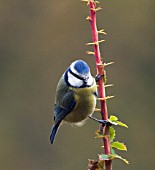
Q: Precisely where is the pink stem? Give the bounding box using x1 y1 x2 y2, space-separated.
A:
89 1 112 169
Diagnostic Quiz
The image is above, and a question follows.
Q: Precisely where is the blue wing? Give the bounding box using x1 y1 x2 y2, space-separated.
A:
50 90 76 144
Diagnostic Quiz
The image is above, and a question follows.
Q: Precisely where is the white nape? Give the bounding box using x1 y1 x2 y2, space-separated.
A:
87 73 94 86
70 62 80 76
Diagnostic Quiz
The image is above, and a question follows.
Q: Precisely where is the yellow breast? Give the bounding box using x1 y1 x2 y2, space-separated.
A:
63 81 97 124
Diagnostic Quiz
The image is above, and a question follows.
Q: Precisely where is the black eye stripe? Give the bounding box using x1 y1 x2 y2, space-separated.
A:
68 68 85 81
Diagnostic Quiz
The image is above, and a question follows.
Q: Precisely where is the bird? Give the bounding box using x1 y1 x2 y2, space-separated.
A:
50 60 98 144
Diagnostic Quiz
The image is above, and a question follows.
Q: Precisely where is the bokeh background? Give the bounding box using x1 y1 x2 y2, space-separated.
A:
0 0 155 169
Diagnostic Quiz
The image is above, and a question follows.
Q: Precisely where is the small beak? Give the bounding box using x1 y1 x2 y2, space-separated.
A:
83 77 89 84
84 79 87 84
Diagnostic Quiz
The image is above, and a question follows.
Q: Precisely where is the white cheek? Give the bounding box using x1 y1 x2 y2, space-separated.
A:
68 72 83 87
87 75 94 86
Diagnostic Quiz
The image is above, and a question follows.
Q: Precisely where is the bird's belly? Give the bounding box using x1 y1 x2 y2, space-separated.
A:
63 94 96 123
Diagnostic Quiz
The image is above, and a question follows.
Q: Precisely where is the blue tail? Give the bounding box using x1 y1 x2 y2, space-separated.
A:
50 122 61 144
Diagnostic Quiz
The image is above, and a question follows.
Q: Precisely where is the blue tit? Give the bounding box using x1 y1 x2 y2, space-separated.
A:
50 60 97 144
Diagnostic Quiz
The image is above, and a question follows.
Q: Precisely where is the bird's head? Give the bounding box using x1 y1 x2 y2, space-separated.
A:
65 60 94 88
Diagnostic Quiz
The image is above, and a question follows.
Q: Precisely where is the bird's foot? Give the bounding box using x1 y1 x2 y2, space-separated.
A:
89 116 112 127
95 74 104 82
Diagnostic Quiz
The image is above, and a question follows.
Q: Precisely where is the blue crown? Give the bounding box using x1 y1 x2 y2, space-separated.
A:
74 60 89 75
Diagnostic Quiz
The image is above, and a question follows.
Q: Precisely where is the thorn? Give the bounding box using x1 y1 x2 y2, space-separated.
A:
98 29 107 35
81 0 90 5
81 0 88 2
94 108 101 112
95 1 100 4
104 84 114 88
104 62 114 66
86 40 105 46
100 135 109 140
86 42 97 45
86 51 95 55
86 16 91 21
96 63 104 66
96 63 104 69
97 96 115 101
91 7 102 12
98 39 106 43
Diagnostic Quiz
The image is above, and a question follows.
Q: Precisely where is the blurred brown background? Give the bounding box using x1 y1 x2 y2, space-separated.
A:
0 0 155 169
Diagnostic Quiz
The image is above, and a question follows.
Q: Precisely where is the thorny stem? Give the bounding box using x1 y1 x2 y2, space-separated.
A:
89 0 112 169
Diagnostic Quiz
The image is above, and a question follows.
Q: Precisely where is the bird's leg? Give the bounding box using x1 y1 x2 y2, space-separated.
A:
89 115 112 127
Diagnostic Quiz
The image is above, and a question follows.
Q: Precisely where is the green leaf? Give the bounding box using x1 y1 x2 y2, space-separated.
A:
109 127 116 142
111 148 116 155
116 156 129 164
110 154 129 164
111 141 127 151
109 115 128 128
99 153 129 164
109 115 118 121
99 154 110 160
108 120 118 125
99 152 129 164
117 121 128 128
